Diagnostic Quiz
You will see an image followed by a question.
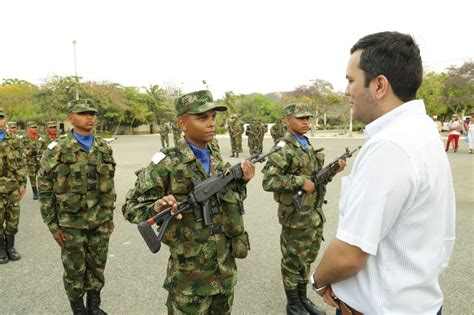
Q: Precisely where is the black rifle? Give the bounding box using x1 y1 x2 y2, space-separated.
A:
292 146 361 211
138 142 285 253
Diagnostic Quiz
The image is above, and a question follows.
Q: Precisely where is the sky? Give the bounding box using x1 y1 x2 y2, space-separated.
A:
1 0 473 99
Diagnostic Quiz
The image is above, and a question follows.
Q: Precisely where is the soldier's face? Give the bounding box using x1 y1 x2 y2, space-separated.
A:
68 112 96 134
178 110 216 148
9 127 17 133
285 115 310 136
0 117 5 131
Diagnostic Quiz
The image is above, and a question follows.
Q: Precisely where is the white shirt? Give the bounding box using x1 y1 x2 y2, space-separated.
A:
447 120 462 135
333 100 456 314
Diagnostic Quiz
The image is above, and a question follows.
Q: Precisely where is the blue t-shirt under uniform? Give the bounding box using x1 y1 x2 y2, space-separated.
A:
188 142 211 175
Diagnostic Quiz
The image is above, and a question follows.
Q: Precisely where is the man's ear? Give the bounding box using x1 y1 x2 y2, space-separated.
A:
374 75 390 100
177 116 187 132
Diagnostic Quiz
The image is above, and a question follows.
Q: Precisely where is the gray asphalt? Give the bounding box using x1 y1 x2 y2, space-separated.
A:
1 134 472 314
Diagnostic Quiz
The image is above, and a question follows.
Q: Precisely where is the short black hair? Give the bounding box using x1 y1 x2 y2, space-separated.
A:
351 31 423 102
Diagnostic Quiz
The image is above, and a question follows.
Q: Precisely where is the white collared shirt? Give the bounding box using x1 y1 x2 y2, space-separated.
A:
333 100 456 314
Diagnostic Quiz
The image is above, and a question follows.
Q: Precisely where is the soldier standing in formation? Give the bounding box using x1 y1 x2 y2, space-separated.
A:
38 100 116 315
246 118 258 155
171 120 182 145
227 114 244 158
42 120 59 147
0 108 26 264
271 118 287 143
122 90 255 314
255 118 267 154
22 121 42 200
262 103 345 315
7 121 20 136
160 121 171 148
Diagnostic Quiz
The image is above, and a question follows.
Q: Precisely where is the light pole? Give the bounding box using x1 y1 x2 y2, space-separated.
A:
72 40 79 100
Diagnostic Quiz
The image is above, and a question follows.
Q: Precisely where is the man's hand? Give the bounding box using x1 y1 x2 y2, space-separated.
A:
107 220 115 236
53 230 66 248
241 160 255 182
18 185 26 200
321 286 339 308
302 178 315 193
153 195 182 220
336 159 346 173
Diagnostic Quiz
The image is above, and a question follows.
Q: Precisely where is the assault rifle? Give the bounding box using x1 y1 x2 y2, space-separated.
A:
138 141 285 253
292 146 361 211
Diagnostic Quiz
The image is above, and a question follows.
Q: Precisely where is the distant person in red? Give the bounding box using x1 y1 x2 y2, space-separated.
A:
446 114 462 152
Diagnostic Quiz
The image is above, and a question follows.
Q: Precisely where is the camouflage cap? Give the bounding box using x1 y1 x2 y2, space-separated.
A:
175 90 227 116
27 121 38 128
0 108 5 117
68 99 98 114
46 121 57 128
284 103 313 118
7 121 17 128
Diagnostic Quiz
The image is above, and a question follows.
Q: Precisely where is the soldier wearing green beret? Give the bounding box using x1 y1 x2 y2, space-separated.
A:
38 99 116 315
262 103 345 315
21 121 42 199
123 90 256 314
0 108 27 264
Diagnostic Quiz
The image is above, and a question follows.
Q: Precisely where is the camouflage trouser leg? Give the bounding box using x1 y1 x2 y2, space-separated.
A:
280 225 323 290
166 291 234 315
236 137 243 153
61 224 110 300
27 165 39 189
0 190 21 235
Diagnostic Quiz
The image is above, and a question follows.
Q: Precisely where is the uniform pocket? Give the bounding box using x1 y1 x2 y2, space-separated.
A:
97 163 115 193
221 190 245 237
231 231 250 259
57 193 82 213
169 242 204 272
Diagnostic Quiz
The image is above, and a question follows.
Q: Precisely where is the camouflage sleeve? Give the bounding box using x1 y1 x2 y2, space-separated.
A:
261 148 305 192
13 138 28 186
122 162 169 224
38 143 61 234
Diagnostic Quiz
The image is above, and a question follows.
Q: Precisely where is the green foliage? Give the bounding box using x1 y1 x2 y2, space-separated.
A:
417 72 447 117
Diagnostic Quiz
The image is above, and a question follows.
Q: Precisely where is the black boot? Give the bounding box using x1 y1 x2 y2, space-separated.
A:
0 235 8 264
87 291 107 315
285 289 310 315
5 234 21 261
230 152 235 157
70 298 87 315
297 283 326 315
236 152 239 158
32 186 39 200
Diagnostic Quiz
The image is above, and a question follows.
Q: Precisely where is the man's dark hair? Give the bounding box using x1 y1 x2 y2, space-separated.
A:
351 31 423 102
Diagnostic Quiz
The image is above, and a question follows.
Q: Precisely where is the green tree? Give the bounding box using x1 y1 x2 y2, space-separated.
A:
443 61 474 117
417 72 447 117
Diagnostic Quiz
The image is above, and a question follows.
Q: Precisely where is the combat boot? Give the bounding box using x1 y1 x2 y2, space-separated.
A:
0 235 8 264
5 234 21 261
86 291 107 315
236 152 239 158
230 152 235 157
285 289 310 315
297 283 326 315
70 298 87 315
32 186 39 200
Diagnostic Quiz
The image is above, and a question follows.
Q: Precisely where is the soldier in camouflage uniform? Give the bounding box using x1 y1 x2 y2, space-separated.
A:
42 120 59 146
262 103 345 315
245 118 258 155
160 121 171 148
255 118 267 155
171 121 182 145
122 90 255 315
7 121 19 136
271 118 287 143
21 121 43 200
227 115 244 158
38 100 116 315
0 109 26 264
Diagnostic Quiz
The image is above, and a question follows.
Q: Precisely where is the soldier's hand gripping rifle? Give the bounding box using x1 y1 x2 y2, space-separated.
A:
138 141 285 253
292 146 361 212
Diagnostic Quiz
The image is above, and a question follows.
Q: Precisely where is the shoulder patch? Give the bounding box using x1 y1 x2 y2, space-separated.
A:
48 141 58 150
152 152 166 164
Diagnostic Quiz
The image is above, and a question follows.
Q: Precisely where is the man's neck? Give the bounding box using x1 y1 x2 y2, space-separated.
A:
73 128 93 137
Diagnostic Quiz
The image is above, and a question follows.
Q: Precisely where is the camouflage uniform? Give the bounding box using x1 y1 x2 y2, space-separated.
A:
227 116 244 157
0 109 27 263
171 121 182 145
38 101 116 313
262 104 330 315
245 119 258 155
21 121 43 199
271 119 287 143
123 90 249 315
160 122 171 148
40 121 59 150
255 119 267 155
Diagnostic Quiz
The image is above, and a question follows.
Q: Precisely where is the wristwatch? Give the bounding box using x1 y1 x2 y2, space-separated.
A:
310 271 327 294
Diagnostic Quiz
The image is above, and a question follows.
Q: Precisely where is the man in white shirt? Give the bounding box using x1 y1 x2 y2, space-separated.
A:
311 32 456 315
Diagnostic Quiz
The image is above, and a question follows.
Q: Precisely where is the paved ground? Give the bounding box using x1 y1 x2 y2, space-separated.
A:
1 134 472 314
